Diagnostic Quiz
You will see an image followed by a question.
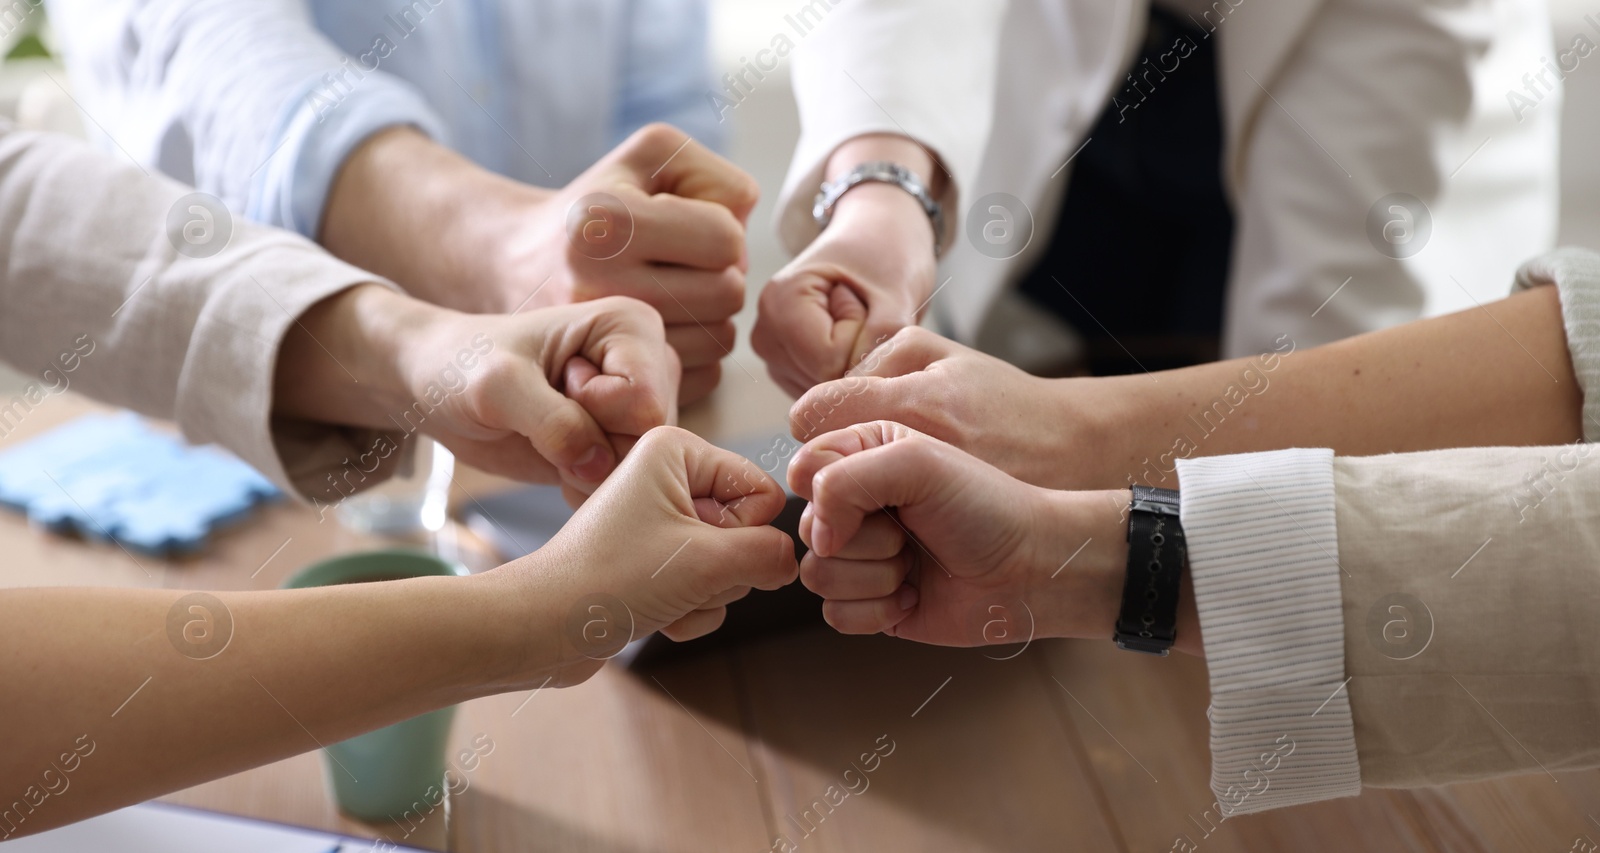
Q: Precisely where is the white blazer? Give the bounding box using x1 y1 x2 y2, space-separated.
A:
774 0 1560 357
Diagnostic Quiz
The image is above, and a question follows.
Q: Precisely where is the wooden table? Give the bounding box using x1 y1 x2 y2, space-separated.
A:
4 387 1598 853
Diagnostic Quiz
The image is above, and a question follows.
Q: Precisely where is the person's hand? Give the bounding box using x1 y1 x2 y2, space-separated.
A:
788 326 1108 489
507 426 799 686
495 124 757 404
399 295 680 497
276 284 678 498
753 182 937 397
787 421 1140 648
321 124 759 405
752 133 947 398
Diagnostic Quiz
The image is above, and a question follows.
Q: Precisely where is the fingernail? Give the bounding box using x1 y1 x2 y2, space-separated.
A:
811 518 833 557
572 445 613 483
897 585 919 611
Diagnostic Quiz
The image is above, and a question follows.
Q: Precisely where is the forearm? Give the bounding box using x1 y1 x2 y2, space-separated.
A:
1080 286 1582 488
272 283 429 429
321 128 547 313
0 571 544 837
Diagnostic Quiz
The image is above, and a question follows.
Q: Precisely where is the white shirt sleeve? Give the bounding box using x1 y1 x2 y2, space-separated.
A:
773 0 1008 257
1175 448 1363 814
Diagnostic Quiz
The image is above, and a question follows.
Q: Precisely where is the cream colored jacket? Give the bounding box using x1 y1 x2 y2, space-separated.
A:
1178 248 1600 813
0 124 398 501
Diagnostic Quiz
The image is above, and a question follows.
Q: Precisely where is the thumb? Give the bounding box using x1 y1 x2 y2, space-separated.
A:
829 283 871 373
848 294 915 370
500 371 616 487
830 280 868 324
564 353 676 438
676 430 788 529
702 524 800 593
566 298 678 435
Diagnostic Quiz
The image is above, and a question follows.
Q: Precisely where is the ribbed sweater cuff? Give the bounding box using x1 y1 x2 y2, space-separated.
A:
1177 448 1362 814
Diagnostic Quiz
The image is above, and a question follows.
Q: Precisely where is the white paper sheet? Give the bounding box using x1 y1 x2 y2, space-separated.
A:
2 801 432 852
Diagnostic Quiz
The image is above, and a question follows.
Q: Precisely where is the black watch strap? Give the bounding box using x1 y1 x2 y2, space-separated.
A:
1115 485 1185 656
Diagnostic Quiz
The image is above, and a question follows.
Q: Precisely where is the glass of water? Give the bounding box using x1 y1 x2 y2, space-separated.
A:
336 438 455 541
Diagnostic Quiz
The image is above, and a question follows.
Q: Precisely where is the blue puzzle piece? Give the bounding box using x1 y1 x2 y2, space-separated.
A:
0 413 281 555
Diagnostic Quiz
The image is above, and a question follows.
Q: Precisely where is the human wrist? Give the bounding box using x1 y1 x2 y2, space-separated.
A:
271 284 423 429
479 541 651 690
1044 374 1169 490
823 134 945 261
443 174 556 312
816 183 939 330
1023 377 1117 489
1029 487 1203 656
458 563 568 694
1025 488 1129 642
828 182 938 259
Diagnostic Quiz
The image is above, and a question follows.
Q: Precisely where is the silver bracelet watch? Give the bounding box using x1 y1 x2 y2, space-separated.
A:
812 161 944 255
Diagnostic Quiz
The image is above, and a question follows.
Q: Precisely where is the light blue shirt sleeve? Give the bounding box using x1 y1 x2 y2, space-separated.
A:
257 70 448 238
50 0 716 238
46 0 448 238
615 0 725 153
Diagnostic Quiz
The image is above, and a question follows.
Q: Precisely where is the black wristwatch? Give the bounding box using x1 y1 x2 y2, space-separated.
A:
1114 485 1185 656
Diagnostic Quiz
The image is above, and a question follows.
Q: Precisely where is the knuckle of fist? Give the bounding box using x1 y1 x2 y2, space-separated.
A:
712 269 746 316
637 424 690 454
466 356 518 410
916 384 953 420
893 431 942 466
799 555 825 587
766 531 798 582
889 324 932 351
732 175 760 210
709 214 745 267
757 278 792 311
810 466 845 507
632 122 681 154
714 320 739 347
599 294 664 329
563 240 608 272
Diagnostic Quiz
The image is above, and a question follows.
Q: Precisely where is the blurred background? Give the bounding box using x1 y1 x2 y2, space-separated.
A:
0 0 807 395
3 0 1598 389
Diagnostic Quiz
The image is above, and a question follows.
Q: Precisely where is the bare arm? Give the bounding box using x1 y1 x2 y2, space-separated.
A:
320 125 757 404
0 575 529 837
0 429 798 838
789 286 1583 489
1085 285 1583 488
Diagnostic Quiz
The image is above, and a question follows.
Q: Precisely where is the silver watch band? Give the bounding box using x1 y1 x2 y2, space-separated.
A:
812 161 944 255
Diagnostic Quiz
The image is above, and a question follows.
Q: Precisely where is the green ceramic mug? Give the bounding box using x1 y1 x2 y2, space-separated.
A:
282 548 468 822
